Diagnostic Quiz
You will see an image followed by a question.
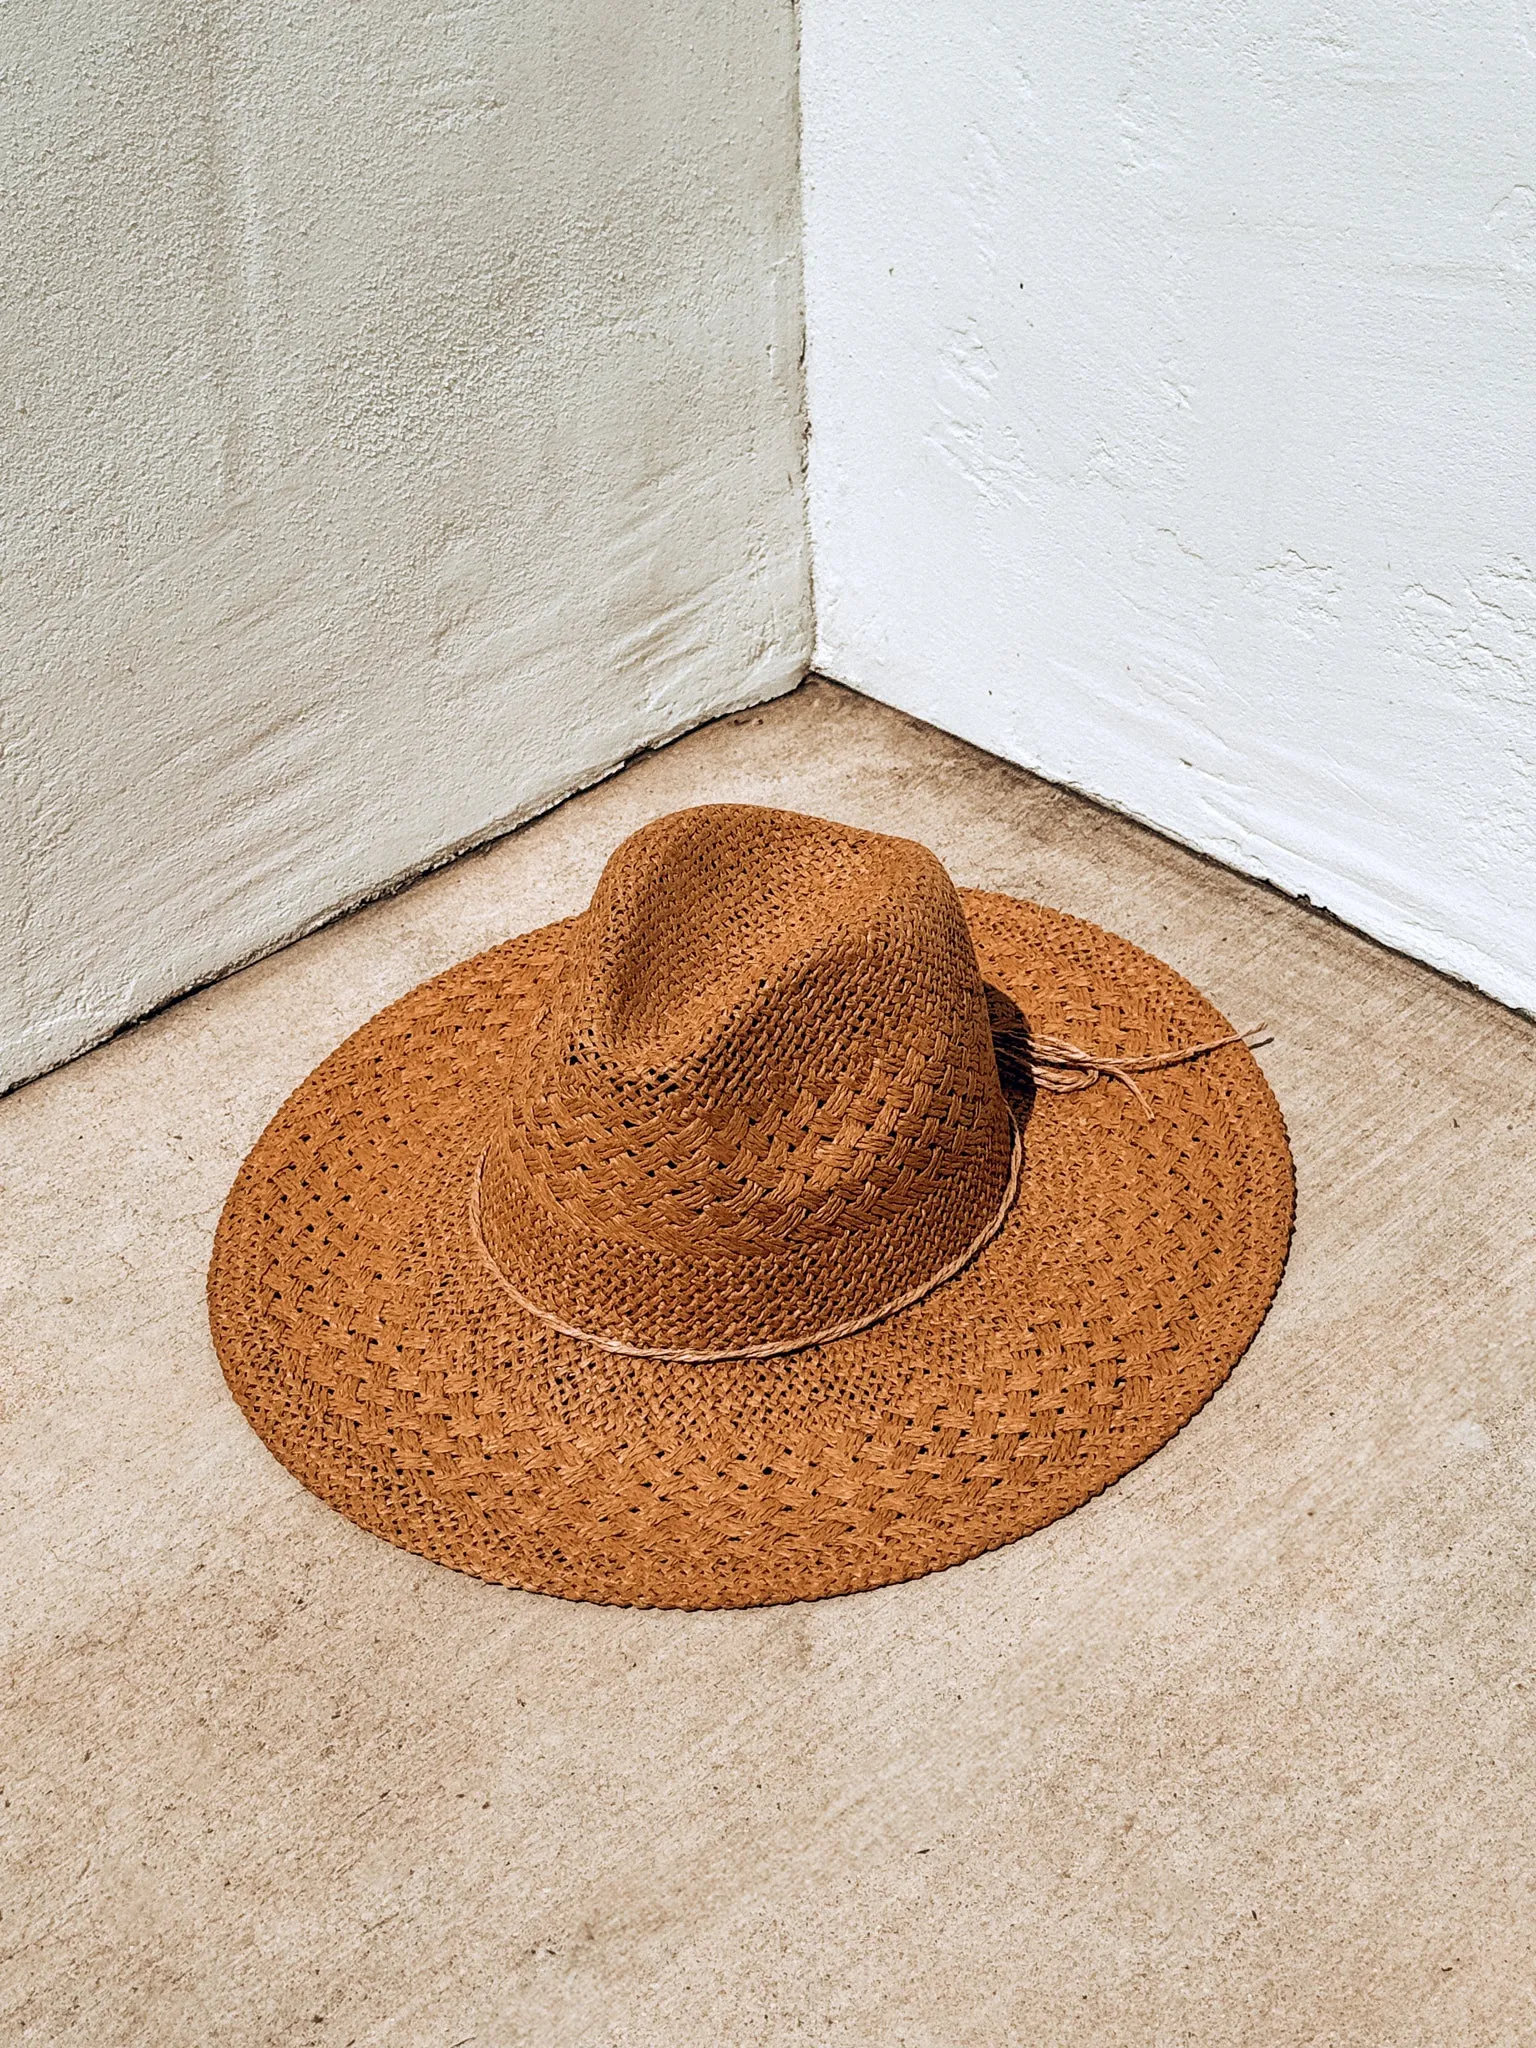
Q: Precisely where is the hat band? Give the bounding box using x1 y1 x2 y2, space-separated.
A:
468 1117 1022 1365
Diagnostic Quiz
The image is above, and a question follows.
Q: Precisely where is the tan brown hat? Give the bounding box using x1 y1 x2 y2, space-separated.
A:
209 804 1293 1608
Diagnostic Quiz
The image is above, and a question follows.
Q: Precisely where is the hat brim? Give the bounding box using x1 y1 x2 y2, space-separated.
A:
208 890 1294 1609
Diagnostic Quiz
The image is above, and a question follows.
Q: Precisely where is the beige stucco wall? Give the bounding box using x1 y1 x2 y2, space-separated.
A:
1 0 809 1092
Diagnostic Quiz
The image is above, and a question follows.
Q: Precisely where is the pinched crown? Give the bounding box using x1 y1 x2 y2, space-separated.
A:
474 805 1014 1356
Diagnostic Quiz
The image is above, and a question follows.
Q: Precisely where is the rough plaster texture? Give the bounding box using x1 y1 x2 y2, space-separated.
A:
802 0 1536 1013
5 683 1534 2046
1 0 809 1095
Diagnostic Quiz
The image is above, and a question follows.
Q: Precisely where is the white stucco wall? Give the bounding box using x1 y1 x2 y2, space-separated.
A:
803 0 1536 1012
1 0 809 1092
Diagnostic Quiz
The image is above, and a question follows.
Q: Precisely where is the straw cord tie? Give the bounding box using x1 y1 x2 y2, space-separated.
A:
993 1023 1271 1118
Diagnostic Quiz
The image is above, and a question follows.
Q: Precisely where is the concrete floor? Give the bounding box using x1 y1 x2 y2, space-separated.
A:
4 680 1535 2047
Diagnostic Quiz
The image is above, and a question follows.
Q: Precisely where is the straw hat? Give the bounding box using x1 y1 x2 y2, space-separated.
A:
209 804 1292 1608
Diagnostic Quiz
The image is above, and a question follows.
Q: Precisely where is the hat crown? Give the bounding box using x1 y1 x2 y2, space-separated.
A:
476 805 1014 1356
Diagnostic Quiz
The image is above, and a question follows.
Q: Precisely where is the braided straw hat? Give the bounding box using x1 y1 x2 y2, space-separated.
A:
210 804 1293 1608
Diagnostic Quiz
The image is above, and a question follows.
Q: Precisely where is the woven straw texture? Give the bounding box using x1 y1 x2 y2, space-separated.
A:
209 805 1294 1609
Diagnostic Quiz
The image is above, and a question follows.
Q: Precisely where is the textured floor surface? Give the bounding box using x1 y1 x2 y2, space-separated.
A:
4 680 1534 2047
